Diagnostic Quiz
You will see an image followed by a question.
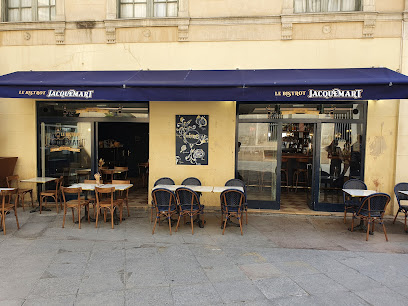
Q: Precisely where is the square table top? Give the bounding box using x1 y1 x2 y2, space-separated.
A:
342 189 377 197
20 177 57 183
68 183 133 191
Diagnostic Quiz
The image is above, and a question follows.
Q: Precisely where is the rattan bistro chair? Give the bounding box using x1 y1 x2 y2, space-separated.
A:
181 177 202 186
151 177 175 222
0 189 19 235
151 188 178 235
6 175 34 211
351 193 391 241
342 179 367 224
220 189 246 235
225 179 248 225
393 183 408 231
61 187 90 229
95 186 123 229
175 187 204 234
40 176 63 214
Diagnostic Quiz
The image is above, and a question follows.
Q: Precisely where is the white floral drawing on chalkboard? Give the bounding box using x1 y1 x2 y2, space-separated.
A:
176 115 209 165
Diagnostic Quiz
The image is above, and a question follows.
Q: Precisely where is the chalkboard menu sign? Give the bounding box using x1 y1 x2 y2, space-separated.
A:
176 115 209 165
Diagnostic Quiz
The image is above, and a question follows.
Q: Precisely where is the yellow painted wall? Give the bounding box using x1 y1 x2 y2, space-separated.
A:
0 38 401 74
365 100 399 214
149 101 236 208
0 99 37 186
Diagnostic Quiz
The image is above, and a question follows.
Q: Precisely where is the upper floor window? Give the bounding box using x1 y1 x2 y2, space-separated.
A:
294 0 362 13
6 0 55 22
119 0 178 18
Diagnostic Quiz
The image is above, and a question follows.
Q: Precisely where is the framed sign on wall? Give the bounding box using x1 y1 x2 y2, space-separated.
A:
176 115 209 165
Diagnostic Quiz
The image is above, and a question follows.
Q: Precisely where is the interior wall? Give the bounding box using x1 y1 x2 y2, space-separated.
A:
149 101 236 208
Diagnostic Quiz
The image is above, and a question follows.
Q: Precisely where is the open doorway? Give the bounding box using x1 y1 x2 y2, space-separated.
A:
280 123 314 212
98 122 149 207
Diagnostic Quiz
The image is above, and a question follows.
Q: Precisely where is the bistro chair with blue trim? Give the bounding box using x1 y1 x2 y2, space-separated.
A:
150 177 175 222
393 183 408 231
220 188 246 235
351 192 390 241
175 187 204 234
225 179 248 225
152 188 178 235
181 177 201 186
342 179 367 224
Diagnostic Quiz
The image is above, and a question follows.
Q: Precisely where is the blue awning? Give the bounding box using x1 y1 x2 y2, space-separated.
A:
0 68 407 101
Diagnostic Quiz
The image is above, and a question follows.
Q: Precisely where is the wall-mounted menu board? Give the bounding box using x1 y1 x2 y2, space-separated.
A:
176 115 209 165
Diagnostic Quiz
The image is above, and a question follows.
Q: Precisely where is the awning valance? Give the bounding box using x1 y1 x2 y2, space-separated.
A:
0 68 407 101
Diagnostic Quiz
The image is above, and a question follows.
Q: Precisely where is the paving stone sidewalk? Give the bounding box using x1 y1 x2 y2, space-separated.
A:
1 208 408 305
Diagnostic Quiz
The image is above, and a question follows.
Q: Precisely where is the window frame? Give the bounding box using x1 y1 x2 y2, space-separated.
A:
293 0 363 14
4 0 56 22
118 0 179 19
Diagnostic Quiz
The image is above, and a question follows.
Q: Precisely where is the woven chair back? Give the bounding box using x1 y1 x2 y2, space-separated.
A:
394 183 408 207
181 177 201 186
154 177 175 186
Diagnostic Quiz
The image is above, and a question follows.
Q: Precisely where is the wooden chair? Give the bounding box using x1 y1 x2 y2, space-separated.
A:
6 175 34 211
351 193 391 241
95 186 123 229
0 189 20 235
40 176 63 214
114 167 128 180
84 179 103 218
175 187 204 235
61 187 90 229
220 189 246 235
112 180 131 217
151 188 178 235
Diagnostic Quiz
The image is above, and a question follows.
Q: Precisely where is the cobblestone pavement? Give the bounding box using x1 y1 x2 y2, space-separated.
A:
1 207 408 305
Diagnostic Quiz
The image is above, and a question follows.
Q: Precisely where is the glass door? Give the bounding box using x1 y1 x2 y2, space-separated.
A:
237 122 279 209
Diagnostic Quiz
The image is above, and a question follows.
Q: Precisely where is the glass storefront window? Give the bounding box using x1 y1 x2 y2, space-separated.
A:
319 122 364 204
239 103 361 120
238 122 278 203
40 122 92 185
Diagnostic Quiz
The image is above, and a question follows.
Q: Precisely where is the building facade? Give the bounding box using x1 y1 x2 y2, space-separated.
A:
0 0 407 213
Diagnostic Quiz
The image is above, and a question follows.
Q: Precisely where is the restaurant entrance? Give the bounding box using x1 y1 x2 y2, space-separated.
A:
237 102 366 212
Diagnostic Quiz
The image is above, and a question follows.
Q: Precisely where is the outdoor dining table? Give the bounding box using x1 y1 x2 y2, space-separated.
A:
342 188 377 232
20 177 57 213
68 183 133 224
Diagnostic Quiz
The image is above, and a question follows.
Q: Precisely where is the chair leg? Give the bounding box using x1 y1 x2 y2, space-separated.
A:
62 206 66 228
366 221 370 241
245 208 248 225
351 214 354 232
2 213 6 235
344 209 347 224
30 190 34 207
87 205 90 223
382 221 389 242
14 208 19 230
120 206 123 224
168 216 172 235
78 205 81 229
71 208 75 223
239 216 243 236
175 215 181 232
372 220 375 233
20 194 25 211
126 198 130 217
222 215 228 235
55 195 59 214
111 209 114 229
393 210 400 224
152 216 158 234
95 207 99 228
40 196 43 214
191 215 194 235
